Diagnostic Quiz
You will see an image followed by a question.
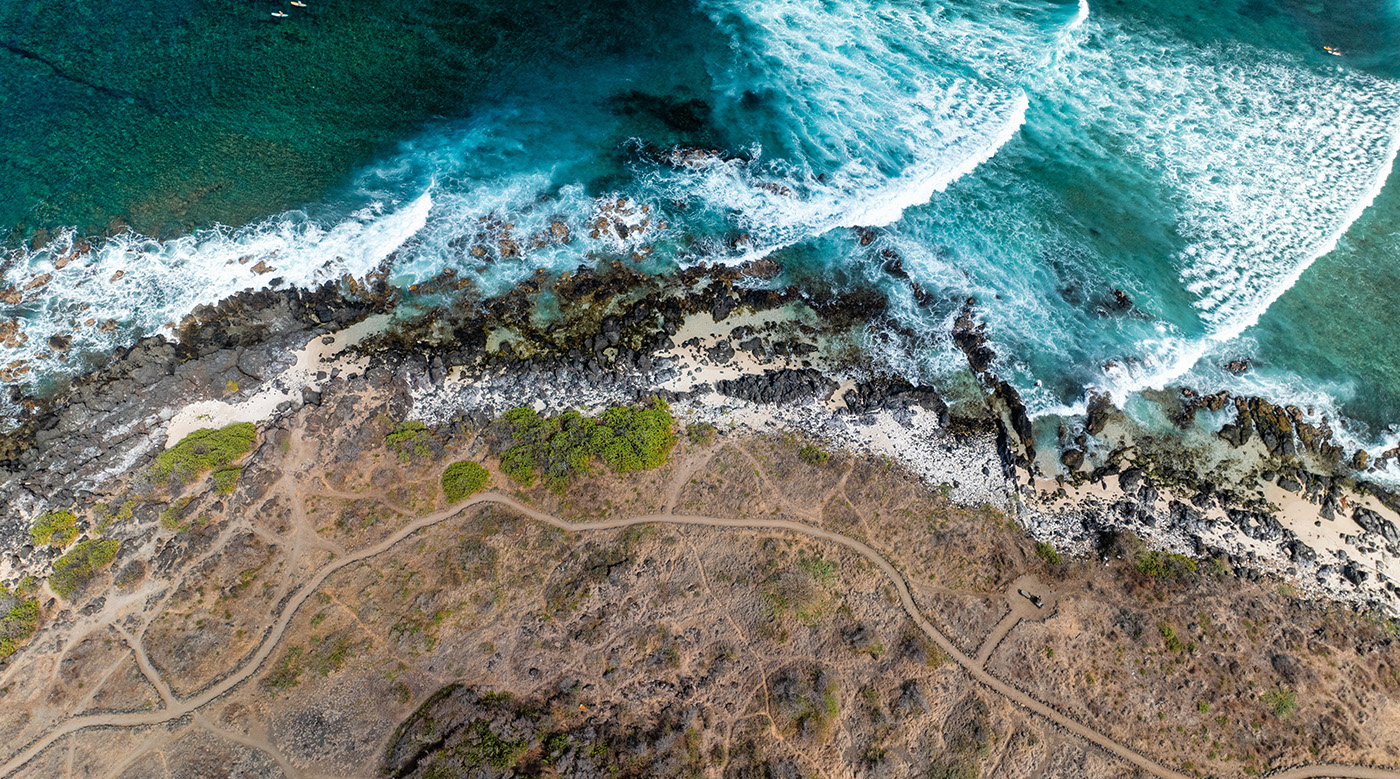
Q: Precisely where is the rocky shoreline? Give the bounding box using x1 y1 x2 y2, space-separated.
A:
1 261 1399 618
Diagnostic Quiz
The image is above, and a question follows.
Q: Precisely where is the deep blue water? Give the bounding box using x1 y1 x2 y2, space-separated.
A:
4 0 1400 470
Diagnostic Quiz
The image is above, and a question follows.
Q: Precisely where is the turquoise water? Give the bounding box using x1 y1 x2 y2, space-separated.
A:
4 0 1400 469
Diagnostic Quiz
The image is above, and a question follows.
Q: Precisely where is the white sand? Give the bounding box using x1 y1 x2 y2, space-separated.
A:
163 314 390 446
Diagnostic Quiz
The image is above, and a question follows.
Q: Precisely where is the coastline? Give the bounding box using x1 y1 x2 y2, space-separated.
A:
1 263 1397 619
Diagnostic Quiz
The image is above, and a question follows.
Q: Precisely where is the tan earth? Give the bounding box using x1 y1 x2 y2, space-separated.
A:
1 377 1399 778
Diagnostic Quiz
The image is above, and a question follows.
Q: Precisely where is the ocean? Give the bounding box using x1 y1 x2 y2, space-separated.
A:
4 0 1400 470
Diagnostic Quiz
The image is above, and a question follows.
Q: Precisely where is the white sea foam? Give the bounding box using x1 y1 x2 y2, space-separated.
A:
932 16 1400 419
1069 0 1090 31
658 0 1063 257
1083 31 1400 402
0 191 432 388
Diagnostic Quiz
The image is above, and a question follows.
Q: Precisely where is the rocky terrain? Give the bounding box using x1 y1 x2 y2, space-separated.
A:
0 264 1397 778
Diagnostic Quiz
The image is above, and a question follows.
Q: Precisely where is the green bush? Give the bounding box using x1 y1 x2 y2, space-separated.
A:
492 400 675 491
1158 622 1187 653
31 510 79 549
442 461 490 503
0 585 40 661
1135 550 1198 581
456 720 530 771
386 420 432 461
1034 542 1061 566
50 539 121 599
798 445 831 466
153 423 257 484
213 467 241 495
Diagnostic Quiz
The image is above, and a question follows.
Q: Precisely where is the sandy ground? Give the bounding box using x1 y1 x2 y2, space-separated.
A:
149 305 1399 616
163 314 390 446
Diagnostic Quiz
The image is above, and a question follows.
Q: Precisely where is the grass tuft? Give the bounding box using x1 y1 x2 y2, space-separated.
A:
1261 688 1297 718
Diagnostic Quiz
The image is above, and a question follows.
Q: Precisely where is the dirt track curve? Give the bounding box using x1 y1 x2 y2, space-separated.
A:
3 491 1396 779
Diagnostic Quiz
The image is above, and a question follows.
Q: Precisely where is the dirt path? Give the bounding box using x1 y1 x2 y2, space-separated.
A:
974 575 1057 669
4 491 1397 779
112 624 174 707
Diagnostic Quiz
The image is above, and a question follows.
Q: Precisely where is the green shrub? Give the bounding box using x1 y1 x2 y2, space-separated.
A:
50 539 121 599
31 510 79 549
1135 550 1198 581
153 423 257 484
265 646 305 691
213 467 241 495
1158 622 1186 653
492 400 675 491
798 445 831 466
160 496 194 531
386 420 432 461
0 585 40 661
1034 542 1061 566
456 720 530 771
1261 688 1296 717
686 422 717 447
442 461 490 503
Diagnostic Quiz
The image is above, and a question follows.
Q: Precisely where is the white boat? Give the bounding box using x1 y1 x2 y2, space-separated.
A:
270 10 288 16
1324 45 1344 56
290 2 306 7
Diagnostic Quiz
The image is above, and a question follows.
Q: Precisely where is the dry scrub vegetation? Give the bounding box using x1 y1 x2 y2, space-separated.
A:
0 374 1396 779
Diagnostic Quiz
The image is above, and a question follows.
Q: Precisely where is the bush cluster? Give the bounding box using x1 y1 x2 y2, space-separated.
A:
798 445 830 466
386 420 432 461
492 401 675 490
30 510 79 549
442 461 490 503
50 539 121 599
213 467 241 495
153 423 257 485
0 584 40 661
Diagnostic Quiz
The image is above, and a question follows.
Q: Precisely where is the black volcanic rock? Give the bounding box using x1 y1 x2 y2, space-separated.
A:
715 369 836 406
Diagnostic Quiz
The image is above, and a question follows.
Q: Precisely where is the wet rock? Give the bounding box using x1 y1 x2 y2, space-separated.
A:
951 299 995 373
1249 398 1296 457
1084 391 1114 436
